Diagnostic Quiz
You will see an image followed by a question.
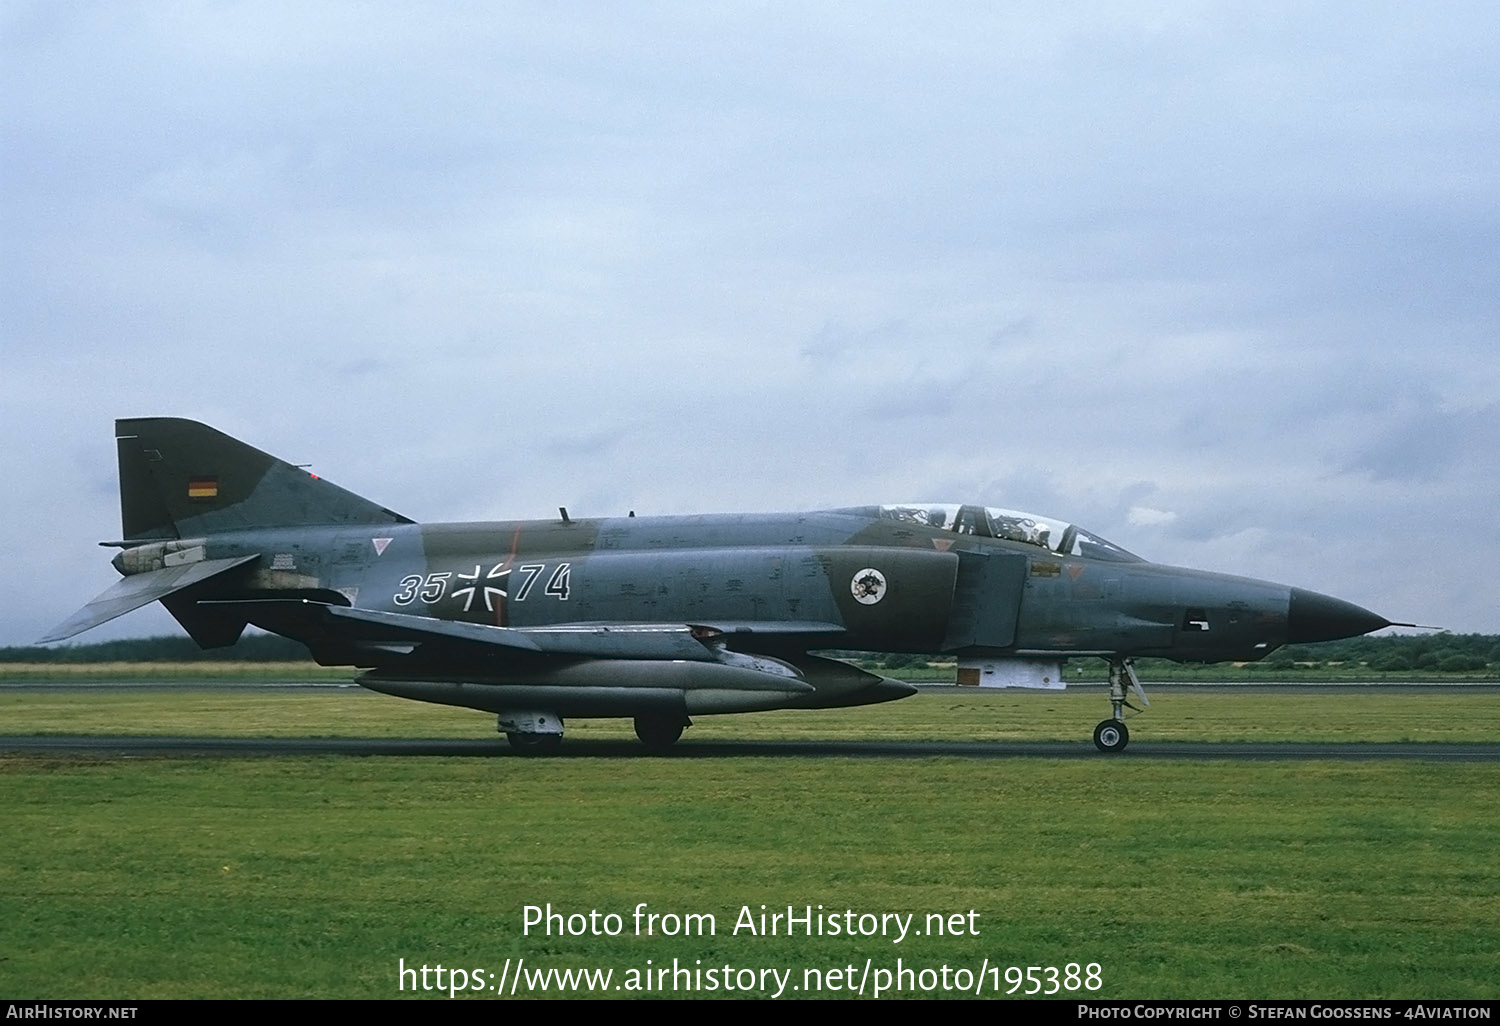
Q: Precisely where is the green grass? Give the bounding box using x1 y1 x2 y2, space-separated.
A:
3 686 1499 743
1 688 1497 1000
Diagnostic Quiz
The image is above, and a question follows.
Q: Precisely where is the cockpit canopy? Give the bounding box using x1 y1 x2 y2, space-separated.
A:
875 503 1142 562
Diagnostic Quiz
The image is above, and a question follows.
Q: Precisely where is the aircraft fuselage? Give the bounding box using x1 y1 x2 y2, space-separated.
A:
45 420 1393 751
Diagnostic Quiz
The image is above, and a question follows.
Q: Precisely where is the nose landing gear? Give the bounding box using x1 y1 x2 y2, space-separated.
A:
1094 658 1149 753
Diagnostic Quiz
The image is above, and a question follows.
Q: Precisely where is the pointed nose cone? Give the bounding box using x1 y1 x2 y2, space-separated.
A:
1287 588 1390 643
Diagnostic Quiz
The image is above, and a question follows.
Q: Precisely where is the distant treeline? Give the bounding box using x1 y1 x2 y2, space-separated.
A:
1246 632 1500 673
3 634 313 663
854 633 1500 673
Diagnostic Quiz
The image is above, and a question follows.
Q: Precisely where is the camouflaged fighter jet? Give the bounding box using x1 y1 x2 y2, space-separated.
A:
42 418 1395 752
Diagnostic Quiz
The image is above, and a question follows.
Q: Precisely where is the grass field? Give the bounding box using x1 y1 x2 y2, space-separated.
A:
4 684 1498 743
1 686 1497 1000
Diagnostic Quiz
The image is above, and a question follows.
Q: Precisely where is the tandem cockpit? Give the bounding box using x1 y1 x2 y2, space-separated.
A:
872 503 1144 562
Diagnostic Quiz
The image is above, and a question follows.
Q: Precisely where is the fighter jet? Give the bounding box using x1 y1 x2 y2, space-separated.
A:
42 418 1394 752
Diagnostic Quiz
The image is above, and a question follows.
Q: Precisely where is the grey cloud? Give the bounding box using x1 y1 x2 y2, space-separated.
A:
1341 401 1500 484
6 3 1500 639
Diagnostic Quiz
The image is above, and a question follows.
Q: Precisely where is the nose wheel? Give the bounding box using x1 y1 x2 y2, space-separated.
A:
1093 718 1129 753
1095 659 1148 753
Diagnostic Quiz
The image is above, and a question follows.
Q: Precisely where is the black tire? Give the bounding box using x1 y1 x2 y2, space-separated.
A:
633 715 685 750
1093 719 1129 753
507 732 562 754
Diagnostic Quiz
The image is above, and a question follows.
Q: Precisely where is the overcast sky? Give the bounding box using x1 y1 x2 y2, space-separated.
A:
4 2 1498 646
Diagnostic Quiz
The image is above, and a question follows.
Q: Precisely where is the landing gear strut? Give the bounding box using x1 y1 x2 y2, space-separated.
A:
1094 658 1148 753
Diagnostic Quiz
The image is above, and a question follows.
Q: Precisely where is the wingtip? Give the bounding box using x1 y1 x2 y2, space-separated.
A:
34 625 77 646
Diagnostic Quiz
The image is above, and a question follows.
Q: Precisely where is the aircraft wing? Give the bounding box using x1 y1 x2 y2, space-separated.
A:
201 600 843 665
324 606 846 663
38 555 261 644
324 605 719 660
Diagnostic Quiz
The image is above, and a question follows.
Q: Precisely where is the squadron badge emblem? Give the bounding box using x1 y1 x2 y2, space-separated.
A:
850 568 887 605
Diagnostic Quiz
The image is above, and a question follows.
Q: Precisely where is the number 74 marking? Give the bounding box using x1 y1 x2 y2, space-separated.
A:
515 563 571 601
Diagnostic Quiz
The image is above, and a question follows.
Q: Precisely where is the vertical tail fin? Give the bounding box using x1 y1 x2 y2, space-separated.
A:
115 417 413 539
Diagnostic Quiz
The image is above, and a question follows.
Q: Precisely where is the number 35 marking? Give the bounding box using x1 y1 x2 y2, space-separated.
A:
393 573 450 606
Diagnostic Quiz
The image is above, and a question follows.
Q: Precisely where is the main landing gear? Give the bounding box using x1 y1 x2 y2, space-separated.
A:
507 731 562 753
634 714 690 751
1094 658 1149 753
499 711 564 754
496 712 693 753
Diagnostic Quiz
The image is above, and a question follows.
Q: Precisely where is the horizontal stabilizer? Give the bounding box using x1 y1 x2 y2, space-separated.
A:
38 555 259 644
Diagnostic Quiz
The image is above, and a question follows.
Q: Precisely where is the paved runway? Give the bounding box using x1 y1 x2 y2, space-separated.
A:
3 734 1497 761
